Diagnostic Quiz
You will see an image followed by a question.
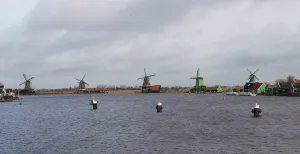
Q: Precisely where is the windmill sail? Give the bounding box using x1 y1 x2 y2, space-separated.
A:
138 68 155 89
19 74 34 90
75 74 88 89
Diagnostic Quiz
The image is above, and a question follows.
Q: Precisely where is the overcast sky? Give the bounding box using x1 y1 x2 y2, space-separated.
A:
1 0 300 89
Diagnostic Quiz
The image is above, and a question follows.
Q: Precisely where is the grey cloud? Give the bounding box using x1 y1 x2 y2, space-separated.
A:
1 0 300 88
25 0 205 32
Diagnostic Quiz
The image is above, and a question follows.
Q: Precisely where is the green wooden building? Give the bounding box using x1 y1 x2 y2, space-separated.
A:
190 68 206 93
245 82 266 95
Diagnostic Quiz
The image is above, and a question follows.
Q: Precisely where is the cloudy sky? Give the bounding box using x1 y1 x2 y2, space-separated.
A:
1 0 300 89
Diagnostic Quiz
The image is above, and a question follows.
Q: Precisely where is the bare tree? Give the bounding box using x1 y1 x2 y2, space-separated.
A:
287 76 295 83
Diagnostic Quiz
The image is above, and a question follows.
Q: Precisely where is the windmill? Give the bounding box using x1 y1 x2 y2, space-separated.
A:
246 69 259 83
190 68 205 93
137 68 155 90
74 74 89 90
19 74 35 90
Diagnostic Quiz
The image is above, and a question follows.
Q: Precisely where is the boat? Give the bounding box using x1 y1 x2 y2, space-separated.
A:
239 92 249 96
225 92 239 96
0 96 14 102
7 90 20 100
249 93 256 96
239 92 257 96
0 83 16 102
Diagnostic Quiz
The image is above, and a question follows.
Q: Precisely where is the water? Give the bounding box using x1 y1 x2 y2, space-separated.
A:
1 93 300 154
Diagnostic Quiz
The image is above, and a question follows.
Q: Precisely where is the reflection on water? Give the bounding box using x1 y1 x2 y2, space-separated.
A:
1 94 300 154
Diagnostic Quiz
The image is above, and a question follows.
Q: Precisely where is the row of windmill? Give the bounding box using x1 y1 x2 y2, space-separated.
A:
16 68 156 94
18 74 89 95
16 68 261 95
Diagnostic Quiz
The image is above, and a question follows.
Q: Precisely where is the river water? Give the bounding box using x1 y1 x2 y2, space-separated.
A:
1 93 300 154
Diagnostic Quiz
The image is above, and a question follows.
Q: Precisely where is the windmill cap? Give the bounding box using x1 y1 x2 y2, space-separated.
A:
157 102 162 106
254 103 259 108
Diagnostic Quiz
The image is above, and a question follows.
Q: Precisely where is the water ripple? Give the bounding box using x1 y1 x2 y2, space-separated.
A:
1 94 300 153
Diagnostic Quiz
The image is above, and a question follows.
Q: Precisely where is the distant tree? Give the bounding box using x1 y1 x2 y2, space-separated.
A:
97 85 106 88
275 79 287 86
234 85 242 88
287 76 295 83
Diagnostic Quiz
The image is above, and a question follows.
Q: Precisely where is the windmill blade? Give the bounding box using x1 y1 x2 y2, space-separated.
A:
28 77 34 81
148 74 155 77
254 75 259 80
82 74 86 80
253 69 259 74
144 68 147 76
19 81 26 86
84 82 89 85
74 78 81 81
137 77 145 80
247 69 253 74
23 74 28 80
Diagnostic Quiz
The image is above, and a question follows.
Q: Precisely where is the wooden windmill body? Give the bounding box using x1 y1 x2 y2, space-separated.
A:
19 74 36 95
190 68 206 93
137 68 155 93
74 74 90 93
243 69 266 94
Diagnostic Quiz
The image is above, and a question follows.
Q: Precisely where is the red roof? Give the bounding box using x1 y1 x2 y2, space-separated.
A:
205 87 218 91
266 84 276 88
295 79 300 83
249 82 263 90
149 85 161 91
87 88 106 92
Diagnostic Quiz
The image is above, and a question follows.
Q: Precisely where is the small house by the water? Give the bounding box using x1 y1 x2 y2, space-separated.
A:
277 82 292 95
244 82 266 95
292 82 300 93
265 84 278 95
205 86 223 93
277 79 300 96
147 85 162 93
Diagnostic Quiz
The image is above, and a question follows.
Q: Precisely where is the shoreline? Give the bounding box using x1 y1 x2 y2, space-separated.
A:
35 90 141 95
24 89 192 95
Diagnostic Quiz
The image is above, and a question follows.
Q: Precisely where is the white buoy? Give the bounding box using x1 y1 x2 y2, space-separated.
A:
251 103 262 117
156 101 163 112
92 96 97 109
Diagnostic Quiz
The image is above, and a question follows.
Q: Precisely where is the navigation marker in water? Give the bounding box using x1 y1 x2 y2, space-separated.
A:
156 101 163 112
91 96 97 109
251 103 262 117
